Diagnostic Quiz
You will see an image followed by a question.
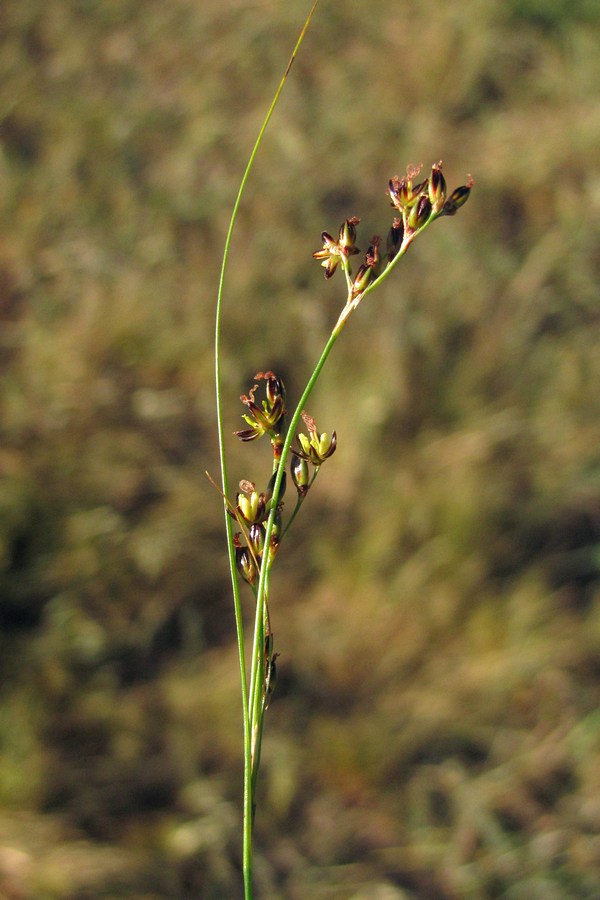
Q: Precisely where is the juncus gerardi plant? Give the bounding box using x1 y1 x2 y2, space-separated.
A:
211 4 472 895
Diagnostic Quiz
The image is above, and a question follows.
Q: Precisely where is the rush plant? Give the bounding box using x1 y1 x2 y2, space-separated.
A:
211 4 472 895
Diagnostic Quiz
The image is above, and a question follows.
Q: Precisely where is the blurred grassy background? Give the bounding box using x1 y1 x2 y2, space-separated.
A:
1 0 600 896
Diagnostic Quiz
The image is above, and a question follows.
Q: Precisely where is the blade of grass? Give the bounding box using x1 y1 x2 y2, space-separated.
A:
213 3 320 895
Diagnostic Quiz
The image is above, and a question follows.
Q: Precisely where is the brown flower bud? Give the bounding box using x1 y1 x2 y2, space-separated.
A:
408 194 432 231
351 263 374 297
442 176 474 216
235 544 257 586
263 371 286 407
267 507 283 563
428 161 447 213
290 452 310 497
266 469 286 503
338 216 361 255
386 217 404 261
248 523 265 559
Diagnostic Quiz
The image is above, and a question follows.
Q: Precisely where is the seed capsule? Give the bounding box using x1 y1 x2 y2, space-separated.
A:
235 545 257 586
442 177 474 216
290 452 310 497
428 162 447 212
386 217 404 261
408 194 432 230
248 523 265 559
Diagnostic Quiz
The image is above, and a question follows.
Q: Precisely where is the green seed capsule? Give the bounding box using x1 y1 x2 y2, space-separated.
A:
290 452 310 496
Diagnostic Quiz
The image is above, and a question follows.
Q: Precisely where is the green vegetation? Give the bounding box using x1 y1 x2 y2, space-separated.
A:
1 0 600 896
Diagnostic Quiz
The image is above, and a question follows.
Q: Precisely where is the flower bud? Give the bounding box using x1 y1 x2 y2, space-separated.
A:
428 161 447 213
290 452 310 497
235 544 257 586
267 508 283 562
263 371 286 407
351 263 374 297
386 217 404 261
408 194 432 231
248 523 265 559
264 631 274 663
388 175 410 211
442 176 474 216
266 469 286 503
338 217 360 255
264 652 279 710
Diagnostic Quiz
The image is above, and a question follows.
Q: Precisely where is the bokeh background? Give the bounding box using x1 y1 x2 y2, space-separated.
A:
2 0 600 897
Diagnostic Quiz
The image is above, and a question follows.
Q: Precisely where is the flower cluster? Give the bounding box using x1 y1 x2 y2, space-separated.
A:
226 162 472 721
388 161 473 230
232 375 336 588
231 471 284 587
313 161 473 298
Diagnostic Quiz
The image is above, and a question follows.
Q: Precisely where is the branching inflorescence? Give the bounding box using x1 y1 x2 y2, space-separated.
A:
228 160 472 778
217 158 472 896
